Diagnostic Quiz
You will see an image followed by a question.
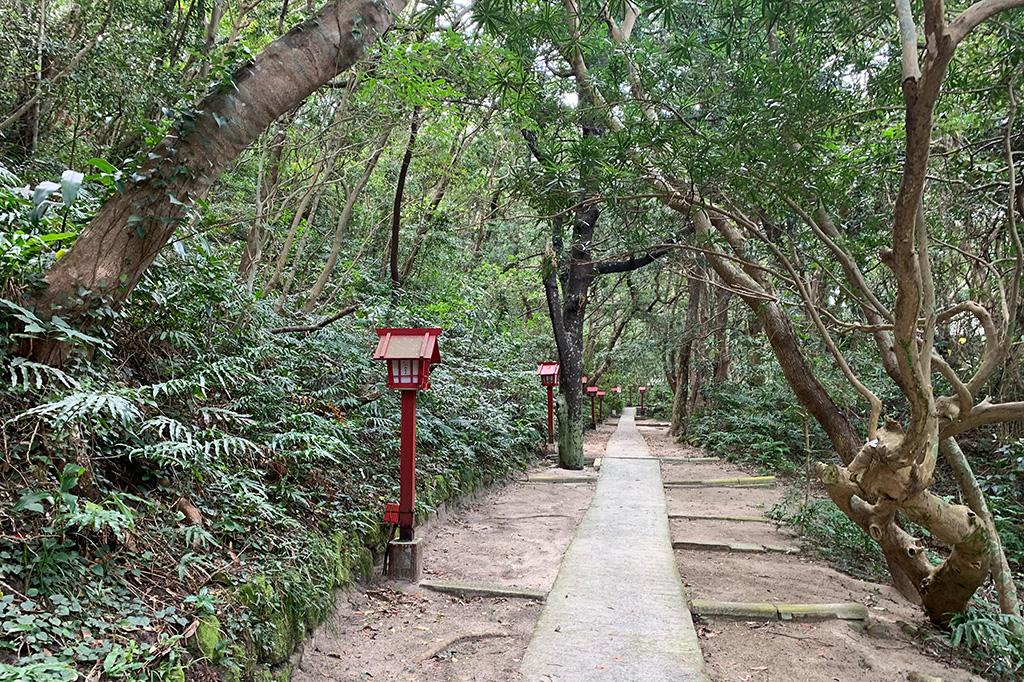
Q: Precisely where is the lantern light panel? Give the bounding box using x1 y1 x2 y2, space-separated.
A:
536 362 561 387
374 328 442 391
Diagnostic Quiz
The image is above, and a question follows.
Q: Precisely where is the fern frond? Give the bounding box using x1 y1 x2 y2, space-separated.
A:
7 358 80 391
14 391 143 427
140 416 194 444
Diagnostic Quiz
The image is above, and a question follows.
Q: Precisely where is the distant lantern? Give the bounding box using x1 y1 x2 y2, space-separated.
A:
586 385 599 428
581 375 589 385
373 327 442 581
638 385 648 416
537 362 561 444
612 386 622 394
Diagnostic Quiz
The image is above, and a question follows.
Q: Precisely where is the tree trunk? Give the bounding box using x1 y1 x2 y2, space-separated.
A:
303 127 391 312
239 117 290 286
276 188 322 312
389 106 420 286
713 285 730 382
940 438 1021 620
24 0 408 364
669 273 703 437
268 157 326 290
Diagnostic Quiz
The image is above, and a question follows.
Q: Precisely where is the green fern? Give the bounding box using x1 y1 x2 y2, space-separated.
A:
14 391 143 427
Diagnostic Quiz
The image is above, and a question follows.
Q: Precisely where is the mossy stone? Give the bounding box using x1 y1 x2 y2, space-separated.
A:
195 614 222 659
234 575 274 608
262 605 295 665
331 531 352 584
352 545 374 579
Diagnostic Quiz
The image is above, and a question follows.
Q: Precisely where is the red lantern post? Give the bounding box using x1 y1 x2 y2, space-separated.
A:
597 390 606 421
537 362 560 444
586 385 599 428
373 327 442 581
638 385 648 416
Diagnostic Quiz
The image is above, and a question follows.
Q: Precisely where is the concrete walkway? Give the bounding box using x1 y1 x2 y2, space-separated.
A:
520 408 707 681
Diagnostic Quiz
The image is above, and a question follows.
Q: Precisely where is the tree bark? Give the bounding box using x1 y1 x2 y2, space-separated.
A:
713 285 730 382
303 127 391 312
669 272 703 437
24 0 408 364
389 106 420 286
940 438 1021 620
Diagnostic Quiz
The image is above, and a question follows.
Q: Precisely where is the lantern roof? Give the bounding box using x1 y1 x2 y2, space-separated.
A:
586 386 599 394
638 385 648 391
536 361 560 377
612 386 621 393
596 390 606 396
374 328 442 363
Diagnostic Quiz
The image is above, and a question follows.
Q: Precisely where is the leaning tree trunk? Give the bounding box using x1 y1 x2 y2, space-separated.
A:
24 0 407 364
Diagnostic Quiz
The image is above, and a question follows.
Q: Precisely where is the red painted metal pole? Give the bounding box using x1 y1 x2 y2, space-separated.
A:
590 394 596 429
546 386 554 444
399 390 417 541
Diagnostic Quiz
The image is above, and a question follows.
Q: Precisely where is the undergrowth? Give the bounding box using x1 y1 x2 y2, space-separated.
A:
1 203 545 680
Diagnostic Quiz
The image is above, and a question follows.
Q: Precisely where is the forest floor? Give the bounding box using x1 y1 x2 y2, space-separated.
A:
291 426 611 681
641 424 984 682
291 418 982 682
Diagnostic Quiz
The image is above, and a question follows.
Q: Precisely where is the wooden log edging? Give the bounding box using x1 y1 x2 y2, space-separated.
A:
690 599 868 621
672 539 799 555
668 513 773 523
664 476 775 488
419 579 547 602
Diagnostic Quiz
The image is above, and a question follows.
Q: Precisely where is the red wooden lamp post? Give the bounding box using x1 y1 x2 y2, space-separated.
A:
373 327 442 581
537 362 560 444
597 390 606 421
586 385 599 428
638 385 648 416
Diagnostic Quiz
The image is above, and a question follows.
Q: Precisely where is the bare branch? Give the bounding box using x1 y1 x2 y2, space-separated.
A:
268 303 359 334
940 399 1024 438
948 0 1024 46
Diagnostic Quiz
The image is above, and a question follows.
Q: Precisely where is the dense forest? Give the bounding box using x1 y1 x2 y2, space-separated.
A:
1 0 1023 679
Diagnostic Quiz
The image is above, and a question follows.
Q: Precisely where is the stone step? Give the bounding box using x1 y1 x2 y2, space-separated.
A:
668 513 773 523
690 598 868 622
663 475 774 485
672 539 799 554
584 455 720 463
526 474 598 484
419 579 547 602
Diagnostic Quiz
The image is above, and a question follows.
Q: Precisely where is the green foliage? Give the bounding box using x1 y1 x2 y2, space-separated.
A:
1 238 544 678
689 380 828 475
949 602 1024 680
768 494 889 582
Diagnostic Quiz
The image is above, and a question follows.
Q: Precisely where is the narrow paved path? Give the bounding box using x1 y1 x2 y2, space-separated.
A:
520 408 707 681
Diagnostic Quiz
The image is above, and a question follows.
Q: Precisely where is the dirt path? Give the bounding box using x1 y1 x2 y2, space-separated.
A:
640 425 983 682
292 429 605 681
